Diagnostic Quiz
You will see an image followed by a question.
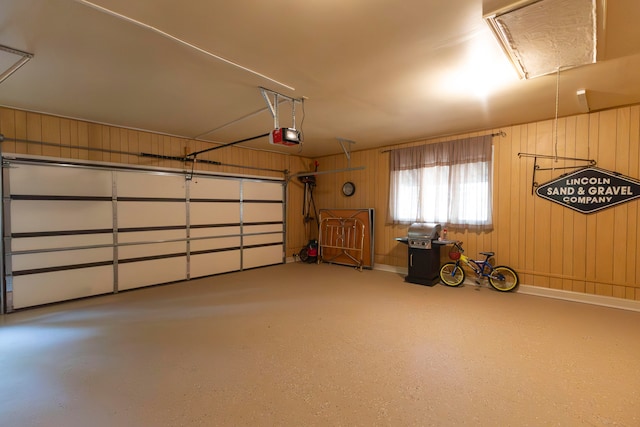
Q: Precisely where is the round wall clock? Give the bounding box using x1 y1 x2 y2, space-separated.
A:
342 181 356 197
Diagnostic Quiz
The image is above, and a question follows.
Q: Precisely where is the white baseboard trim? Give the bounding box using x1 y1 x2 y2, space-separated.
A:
517 284 640 312
373 263 408 275
372 263 640 312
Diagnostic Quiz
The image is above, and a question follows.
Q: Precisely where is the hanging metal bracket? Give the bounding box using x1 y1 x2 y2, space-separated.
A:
336 137 356 168
0 44 34 85
518 152 597 195
260 87 304 130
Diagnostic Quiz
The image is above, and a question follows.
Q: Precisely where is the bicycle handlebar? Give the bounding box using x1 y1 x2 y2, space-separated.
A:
452 240 465 253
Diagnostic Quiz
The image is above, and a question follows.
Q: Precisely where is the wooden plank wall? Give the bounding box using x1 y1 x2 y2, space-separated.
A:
0 107 313 258
312 104 640 301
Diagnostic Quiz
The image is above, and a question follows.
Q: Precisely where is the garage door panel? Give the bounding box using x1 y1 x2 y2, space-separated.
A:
244 233 283 246
11 200 113 233
118 202 186 228
118 257 187 291
243 181 282 201
191 236 240 252
244 224 283 234
191 251 241 278
12 266 114 309
117 171 186 199
243 203 283 223
3 158 285 311
9 164 113 197
190 202 239 225
11 234 113 252
117 229 186 244
12 247 113 271
243 245 283 269
190 177 240 200
118 242 186 259
191 226 240 239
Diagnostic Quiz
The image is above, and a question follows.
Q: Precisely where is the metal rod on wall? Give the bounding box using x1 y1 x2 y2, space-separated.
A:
517 152 595 163
379 131 506 154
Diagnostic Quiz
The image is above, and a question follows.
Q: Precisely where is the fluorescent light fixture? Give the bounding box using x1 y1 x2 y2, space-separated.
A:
485 0 597 79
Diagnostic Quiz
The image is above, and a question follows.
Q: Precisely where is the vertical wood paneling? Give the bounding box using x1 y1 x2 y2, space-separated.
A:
67 120 79 159
533 121 552 288
628 106 640 296
594 111 616 294
13 110 27 151
87 123 101 161
159 135 169 168
77 121 88 160
138 132 152 166
26 112 42 156
495 131 510 266
584 113 600 295
562 116 577 291
110 126 121 164
378 151 395 264
101 126 111 163
613 108 630 290
41 115 61 158
571 114 590 293
548 119 565 289
150 133 161 166
523 123 537 286
60 118 72 159
129 131 139 162
508 130 520 269
14 110 28 153
0 107 17 153
517 126 529 284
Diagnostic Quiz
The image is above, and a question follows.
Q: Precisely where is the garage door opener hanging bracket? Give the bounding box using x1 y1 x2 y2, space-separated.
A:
337 137 356 168
0 44 33 85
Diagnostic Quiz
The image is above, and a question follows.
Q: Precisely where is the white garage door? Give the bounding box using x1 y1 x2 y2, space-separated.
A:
2 157 284 311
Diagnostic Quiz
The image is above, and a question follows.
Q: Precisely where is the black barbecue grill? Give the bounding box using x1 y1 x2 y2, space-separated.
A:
396 222 443 286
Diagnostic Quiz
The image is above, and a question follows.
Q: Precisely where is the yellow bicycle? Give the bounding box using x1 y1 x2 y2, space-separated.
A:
439 241 519 292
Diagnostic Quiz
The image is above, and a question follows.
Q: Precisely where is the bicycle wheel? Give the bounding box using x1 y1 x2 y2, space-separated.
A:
439 262 465 287
488 266 519 292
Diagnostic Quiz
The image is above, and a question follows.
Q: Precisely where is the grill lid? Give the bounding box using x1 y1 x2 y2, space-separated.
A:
407 222 442 248
407 222 442 240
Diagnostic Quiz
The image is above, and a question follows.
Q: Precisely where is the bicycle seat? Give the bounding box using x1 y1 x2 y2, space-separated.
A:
480 251 494 257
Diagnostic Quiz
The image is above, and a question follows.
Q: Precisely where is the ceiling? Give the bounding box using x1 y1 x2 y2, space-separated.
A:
1 0 639 158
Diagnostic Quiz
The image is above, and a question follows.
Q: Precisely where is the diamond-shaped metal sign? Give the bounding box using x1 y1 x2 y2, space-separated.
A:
536 167 640 214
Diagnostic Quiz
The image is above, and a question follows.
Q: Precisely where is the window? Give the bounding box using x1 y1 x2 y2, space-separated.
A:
387 135 493 230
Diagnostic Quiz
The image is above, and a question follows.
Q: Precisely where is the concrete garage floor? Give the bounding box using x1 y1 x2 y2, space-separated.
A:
1 262 639 426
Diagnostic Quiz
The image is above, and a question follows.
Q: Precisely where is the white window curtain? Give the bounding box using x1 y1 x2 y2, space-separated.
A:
387 135 493 230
